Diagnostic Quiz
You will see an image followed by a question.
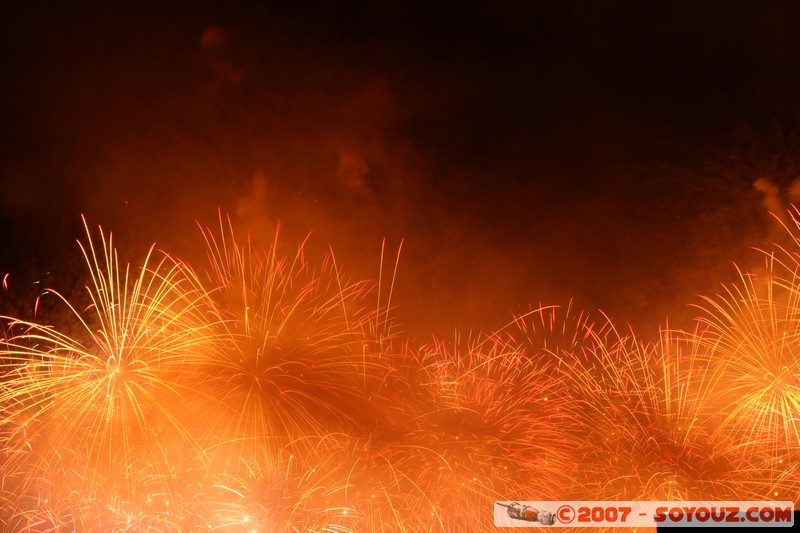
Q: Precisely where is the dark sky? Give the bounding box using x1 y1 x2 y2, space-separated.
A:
3 1 800 334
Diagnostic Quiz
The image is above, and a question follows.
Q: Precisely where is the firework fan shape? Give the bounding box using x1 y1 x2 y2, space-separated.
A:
377 329 579 530
554 316 742 502
0 218 218 530
695 263 800 456
690 209 800 502
504 302 605 364
500 304 716 500
151 435 369 532
188 214 397 480
1 208 799 531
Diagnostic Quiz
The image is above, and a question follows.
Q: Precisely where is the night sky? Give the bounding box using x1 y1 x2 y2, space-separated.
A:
3 1 800 335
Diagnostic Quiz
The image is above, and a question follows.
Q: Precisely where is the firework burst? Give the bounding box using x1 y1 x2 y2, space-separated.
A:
549 315 739 502
503 302 604 363
689 210 800 502
694 264 800 456
380 329 580 529
1 207 799 530
0 218 218 530
188 214 397 480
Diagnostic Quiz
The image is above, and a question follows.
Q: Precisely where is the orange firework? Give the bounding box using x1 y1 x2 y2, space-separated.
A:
504 302 606 362
2 207 799 530
0 218 218 530
385 329 579 529
689 209 800 502
152 435 367 531
549 314 739 502
694 264 800 456
187 214 397 480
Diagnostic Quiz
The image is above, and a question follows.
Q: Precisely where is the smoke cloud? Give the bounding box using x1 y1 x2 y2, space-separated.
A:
2 3 800 335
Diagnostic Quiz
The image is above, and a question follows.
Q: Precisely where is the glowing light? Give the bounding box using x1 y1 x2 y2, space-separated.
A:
0 208 798 528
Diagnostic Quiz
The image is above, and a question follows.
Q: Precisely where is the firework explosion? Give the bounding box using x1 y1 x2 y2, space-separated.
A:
0 210 798 531
688 208 800 502
0 218 216 529
188 215 395 473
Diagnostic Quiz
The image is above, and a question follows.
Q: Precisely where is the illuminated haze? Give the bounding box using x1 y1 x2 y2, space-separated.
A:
2 2 800 335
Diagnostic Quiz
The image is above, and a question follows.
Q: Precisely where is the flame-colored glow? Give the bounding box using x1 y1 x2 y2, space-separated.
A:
1 209 799 531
